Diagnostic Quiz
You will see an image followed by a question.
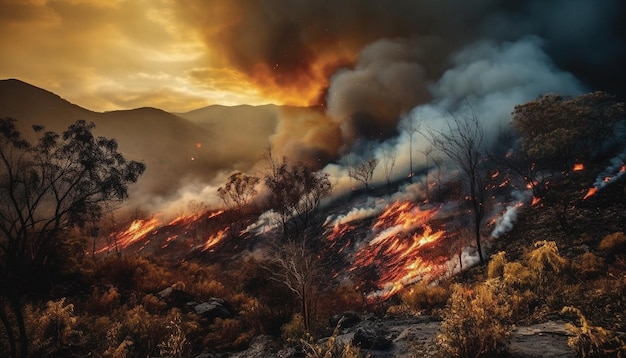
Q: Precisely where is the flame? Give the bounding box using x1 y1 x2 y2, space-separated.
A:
202 228 229 252
583 187 598 200
208 209 225 219
573 163 584 171
327 223 356 242
113 217 161 250
168 213 202 226
352 201 445 300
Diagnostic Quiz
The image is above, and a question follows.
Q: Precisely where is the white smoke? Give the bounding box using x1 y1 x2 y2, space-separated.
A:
490 190 533 238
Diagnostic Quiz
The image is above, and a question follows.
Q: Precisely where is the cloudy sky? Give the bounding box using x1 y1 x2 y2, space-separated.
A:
1 0 624 113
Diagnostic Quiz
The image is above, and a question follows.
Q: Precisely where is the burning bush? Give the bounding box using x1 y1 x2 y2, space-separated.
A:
436 281 512 357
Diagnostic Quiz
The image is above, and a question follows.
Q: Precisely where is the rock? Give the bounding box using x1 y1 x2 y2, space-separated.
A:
157 287 195 308
330 311 361 329
193 297 235 321
352 323 393 350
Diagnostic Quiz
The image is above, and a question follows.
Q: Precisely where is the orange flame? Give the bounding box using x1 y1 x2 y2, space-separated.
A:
114 217 161 250
202 228 229 252
353 201 445 299
583 187 597 200
573 163 584 171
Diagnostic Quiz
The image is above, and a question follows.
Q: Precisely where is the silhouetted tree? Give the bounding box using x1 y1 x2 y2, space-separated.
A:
381 143 397 186
263 153 331 332
264 153 331 240
217 171 260 235
399 114 421 178
428 106 487 264
512 91 625 172
343 143 379 191
0 118 145 358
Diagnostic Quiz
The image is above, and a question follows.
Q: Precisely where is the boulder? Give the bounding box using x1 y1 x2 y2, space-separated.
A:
352 323 393 350
193 297 235 321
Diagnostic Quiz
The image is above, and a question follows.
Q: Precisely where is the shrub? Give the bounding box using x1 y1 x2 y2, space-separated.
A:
562 306 626 357
400 282 449 313
301 317 360 358
599 232 626 253
573 252 606 279
281 313 307 345
437 281 512 357
27 298 81 355
487 251 507 279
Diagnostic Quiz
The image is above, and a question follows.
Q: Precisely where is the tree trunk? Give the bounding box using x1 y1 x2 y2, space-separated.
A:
0 301 17 358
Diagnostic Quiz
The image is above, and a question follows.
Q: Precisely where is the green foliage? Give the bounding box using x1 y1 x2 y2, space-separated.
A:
437 281 512 357
562 306 626 357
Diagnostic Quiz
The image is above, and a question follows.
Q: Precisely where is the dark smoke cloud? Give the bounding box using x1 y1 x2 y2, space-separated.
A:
175 0 625 153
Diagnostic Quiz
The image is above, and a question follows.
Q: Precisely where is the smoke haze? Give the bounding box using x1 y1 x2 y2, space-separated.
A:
2 0 624 217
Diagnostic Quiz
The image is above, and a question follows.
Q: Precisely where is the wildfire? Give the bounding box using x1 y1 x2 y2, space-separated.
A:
111 217 161 251
583 187 598 200
202 228 229 252
352 201 446 300
573 163 584 171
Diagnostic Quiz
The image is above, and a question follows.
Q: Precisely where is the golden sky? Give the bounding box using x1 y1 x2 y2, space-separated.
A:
0 0 324 112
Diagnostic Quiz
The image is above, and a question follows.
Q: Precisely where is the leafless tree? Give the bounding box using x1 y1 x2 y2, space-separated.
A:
381 144 397 186
342 142 379 191
428 106 487 264
399 114 421 178
419 145 434 196
263 152 332 332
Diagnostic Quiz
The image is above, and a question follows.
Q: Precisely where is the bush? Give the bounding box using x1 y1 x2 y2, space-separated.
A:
599 232 626 253
562 306 626 357
281 313 307 345
437 281 512 357
573 253 606 279
27 298 82 356
400 282 449 313
301 317 360 358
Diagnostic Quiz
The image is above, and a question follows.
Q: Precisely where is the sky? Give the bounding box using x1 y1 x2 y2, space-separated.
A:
1 0 624 113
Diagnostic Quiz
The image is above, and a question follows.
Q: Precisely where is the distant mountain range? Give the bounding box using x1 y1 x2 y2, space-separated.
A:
0 78 306 209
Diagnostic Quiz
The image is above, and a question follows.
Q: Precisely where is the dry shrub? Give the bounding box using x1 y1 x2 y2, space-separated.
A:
27 298 82 355
562 306 626 357
157 310 190 358
487 251 507 279
204 317 253 351
599 232 626 252
573 252 606 279
437 281 512 358
301 317 360 358
400 281 450 313
142 293 168 314
281 313 307 345
502 262 535 289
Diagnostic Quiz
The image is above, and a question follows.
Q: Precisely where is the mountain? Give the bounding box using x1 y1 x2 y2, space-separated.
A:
0 79 285 206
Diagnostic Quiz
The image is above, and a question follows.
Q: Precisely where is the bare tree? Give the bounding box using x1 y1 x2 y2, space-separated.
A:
0 119 145 358
263 153 332 332
342 142 379 191
381 144 397 186
268 232 320 333
264 153 331 240
431 155 444 201
399 114 421 178
218 172 260 235
428 106 487 264
419 145 434 196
